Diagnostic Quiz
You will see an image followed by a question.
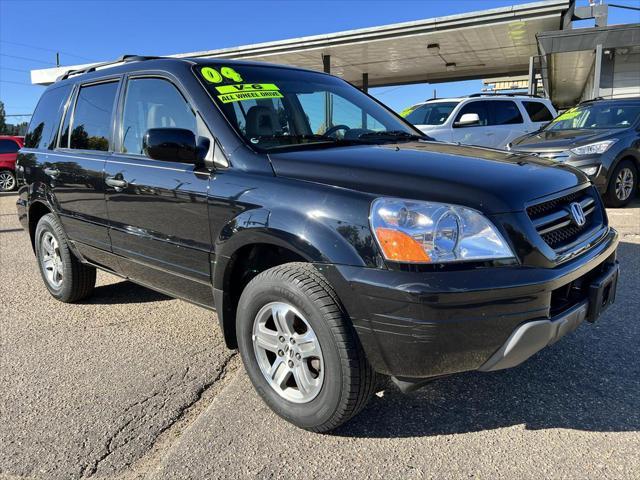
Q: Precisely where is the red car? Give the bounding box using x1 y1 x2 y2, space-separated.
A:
0 136 24 192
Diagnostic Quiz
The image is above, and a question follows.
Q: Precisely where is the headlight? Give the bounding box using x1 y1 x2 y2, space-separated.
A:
370 198 514 263
579 165 599 176
570 140 617 156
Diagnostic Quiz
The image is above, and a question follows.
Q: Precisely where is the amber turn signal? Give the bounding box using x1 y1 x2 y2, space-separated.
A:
375 227 430 263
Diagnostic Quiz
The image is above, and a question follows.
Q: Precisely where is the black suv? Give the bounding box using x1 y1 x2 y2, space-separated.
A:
16 56 619 432
509 98 640 207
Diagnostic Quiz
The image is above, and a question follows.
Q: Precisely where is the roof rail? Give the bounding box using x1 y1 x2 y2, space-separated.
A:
56 55 165 82
467 92 543 98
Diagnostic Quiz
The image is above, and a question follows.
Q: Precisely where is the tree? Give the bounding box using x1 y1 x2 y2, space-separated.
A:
0 101 7 134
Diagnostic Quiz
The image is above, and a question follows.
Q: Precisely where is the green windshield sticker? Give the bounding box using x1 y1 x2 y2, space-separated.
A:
554 108 580 122
201 67 223 83
399 106 417 118
216 83 282 103
200 66 244 83
220 67 243 82
215 83 280 94
218 90 283 103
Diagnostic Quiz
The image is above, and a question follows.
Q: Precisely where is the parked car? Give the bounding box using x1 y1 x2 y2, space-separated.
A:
509 98 640 207
16 57 619 432
402 94 557 149
0 135 24 191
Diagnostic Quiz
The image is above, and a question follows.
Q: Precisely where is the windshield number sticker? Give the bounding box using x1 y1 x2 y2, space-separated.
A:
215 83 283 103
201 66 244 84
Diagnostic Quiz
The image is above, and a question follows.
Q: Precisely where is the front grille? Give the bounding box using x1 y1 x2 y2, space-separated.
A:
527 187 601 250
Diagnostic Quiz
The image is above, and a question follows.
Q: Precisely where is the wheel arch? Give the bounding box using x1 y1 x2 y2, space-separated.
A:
211 207 374 348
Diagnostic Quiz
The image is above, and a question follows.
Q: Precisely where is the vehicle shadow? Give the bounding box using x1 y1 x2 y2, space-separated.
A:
334 240 640 438
80 280 171 305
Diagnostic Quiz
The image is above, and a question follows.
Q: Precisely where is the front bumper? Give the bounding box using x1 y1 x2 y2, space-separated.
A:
318 227 618 380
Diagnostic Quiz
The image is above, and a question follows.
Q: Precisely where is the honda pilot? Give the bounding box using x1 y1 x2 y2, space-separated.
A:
16 56 619 432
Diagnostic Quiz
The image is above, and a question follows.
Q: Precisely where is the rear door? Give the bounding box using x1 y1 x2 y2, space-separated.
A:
450 100 491 147
522 100 556 132
50 79 119 253
487 100 526 149
105 74 213 306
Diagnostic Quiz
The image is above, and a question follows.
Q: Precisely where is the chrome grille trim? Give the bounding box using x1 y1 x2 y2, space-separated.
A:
526 187 602 250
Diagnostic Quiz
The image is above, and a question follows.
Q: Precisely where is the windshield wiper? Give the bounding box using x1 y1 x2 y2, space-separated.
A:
357 130 427 142
252 133 363 150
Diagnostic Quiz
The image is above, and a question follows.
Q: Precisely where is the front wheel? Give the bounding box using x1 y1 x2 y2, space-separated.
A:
604 160 638 207
236 263 377 432
0 170 16 192
35 213 96 302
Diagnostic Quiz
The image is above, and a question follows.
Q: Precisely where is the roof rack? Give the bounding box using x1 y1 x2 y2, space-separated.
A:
467 92 543 98
56 55 165 82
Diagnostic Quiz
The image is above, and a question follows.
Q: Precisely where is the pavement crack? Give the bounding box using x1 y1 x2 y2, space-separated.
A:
79 351 238 479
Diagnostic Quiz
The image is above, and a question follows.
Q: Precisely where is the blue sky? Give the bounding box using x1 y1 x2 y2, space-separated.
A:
1 0 638 122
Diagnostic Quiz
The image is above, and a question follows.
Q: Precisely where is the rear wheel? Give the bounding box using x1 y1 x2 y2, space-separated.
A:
35 213 96 302
0 170 16 192
605 160 637 207
236 262 377 432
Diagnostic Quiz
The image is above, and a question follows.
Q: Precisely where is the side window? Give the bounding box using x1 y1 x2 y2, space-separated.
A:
454 101 490 127
404 105 428 125
69 82 119 151
121 78 197 155
490 101 523 125
24 84 72 149
523 101 554 122
0 140 19 154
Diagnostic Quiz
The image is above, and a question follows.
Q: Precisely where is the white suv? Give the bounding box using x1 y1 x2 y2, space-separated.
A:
402 94 557 149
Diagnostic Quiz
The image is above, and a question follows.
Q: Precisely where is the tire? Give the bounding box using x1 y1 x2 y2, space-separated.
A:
604 160 638 207
35 213 96 302
0 170 16 192
236 262 377 432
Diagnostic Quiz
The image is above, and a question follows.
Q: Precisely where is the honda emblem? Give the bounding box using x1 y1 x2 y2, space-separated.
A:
569 202 586 227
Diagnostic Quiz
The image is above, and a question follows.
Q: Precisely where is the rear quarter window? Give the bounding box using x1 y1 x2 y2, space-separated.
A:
24 84 72 149
523 101 554 122
0 140 20 154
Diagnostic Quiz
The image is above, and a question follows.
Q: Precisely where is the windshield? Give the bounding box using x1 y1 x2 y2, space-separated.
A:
546 103 640 131
195 63 422 151
403 102 458 126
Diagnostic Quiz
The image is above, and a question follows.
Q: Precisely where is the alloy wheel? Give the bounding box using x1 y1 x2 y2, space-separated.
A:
41 231 64 289
615 167 634 201
0 171 15 191
252 301 324 403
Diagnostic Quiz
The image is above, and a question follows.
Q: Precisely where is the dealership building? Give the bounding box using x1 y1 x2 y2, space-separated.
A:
32 0 639 109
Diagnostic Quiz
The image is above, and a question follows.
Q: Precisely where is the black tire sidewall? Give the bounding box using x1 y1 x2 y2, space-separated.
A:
606 160 638 207
237 274 346 429
35 214 74 301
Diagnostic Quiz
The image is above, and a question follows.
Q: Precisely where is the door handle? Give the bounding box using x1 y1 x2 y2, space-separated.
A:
44 167 60 178
105 176 128 191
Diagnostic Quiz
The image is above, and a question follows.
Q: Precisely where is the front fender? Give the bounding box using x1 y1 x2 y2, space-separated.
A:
212 206 377 290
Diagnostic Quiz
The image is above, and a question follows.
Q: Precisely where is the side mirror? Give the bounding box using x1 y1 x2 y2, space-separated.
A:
456 113 481 127
143 128 200 164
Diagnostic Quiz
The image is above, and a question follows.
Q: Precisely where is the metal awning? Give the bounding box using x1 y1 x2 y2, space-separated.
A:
31 0 571 87
537 23 640 106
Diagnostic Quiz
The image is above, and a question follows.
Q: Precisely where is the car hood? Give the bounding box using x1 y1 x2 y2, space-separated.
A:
510 129 616 152
268 141 587 214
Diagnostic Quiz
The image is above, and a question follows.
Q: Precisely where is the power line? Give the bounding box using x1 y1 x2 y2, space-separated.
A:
0 66 31 73
0 40 97 62
0 53 56 65
0 79 37 86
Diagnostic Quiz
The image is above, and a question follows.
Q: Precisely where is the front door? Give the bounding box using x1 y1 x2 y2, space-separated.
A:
105 75 213 306
450 100 492 147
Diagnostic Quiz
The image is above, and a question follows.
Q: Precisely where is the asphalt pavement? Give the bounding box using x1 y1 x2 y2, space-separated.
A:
0 191 638 479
